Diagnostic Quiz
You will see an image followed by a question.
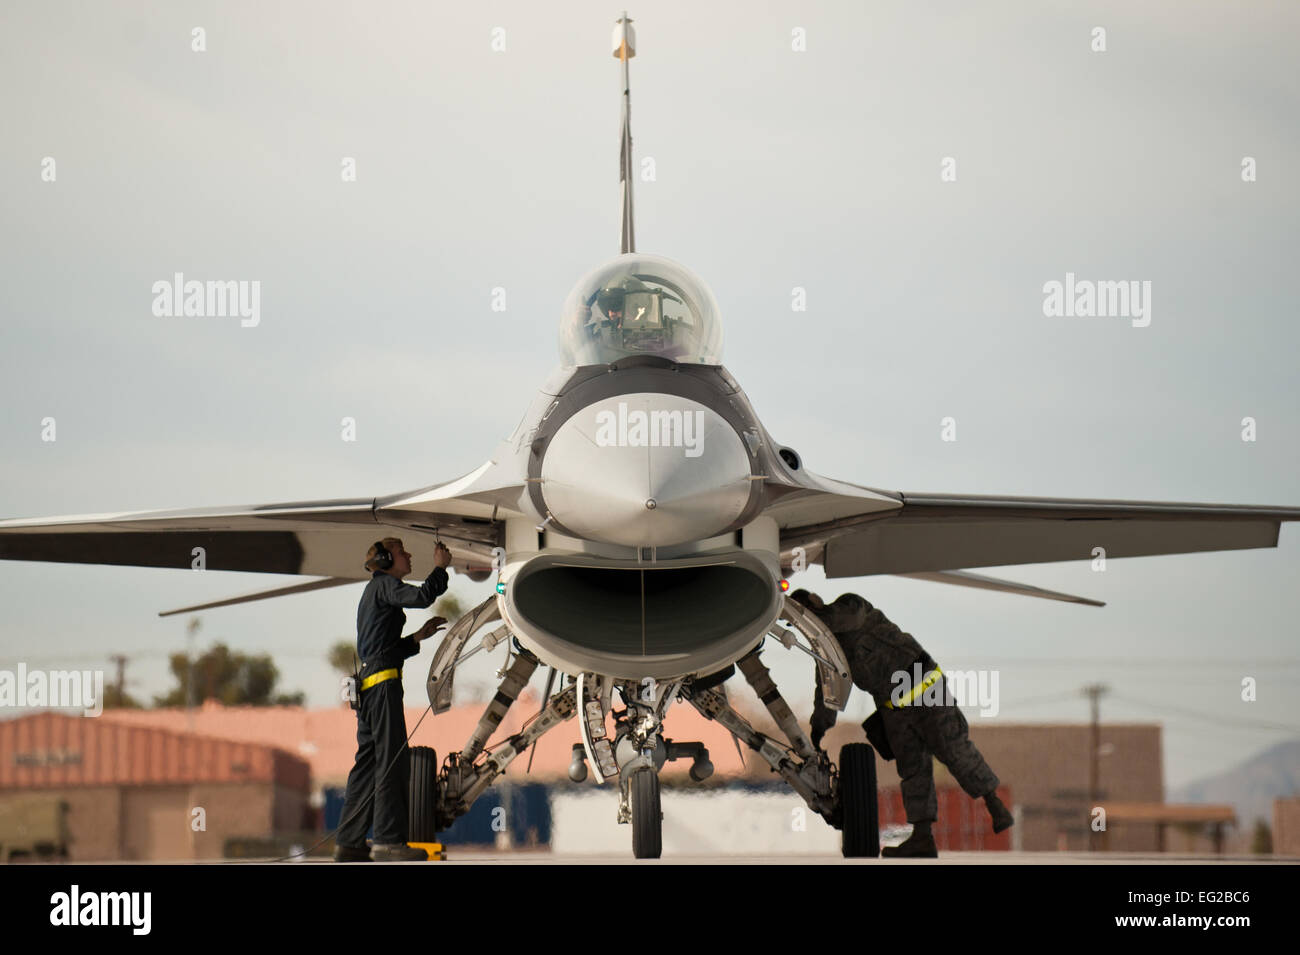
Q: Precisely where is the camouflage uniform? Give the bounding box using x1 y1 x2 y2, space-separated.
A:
808 593 999 823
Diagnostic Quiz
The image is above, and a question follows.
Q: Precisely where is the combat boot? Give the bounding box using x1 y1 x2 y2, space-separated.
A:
881 820 938 858
985 792 1015 834
371 843 428 862
332 843 372 863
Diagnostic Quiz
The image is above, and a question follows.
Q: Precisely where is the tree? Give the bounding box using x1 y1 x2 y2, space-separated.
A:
102 654 143 708
1251 820 1273 855
101 685 143 709
154 643 305 707
328 640 362 677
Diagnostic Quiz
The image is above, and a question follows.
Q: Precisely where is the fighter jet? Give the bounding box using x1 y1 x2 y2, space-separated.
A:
2 14 1297 859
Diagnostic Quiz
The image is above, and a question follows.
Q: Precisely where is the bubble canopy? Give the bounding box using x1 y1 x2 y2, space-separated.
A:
559 254 723 366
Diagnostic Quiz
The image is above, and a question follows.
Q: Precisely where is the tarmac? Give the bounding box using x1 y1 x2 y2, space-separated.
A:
217 850 1298 865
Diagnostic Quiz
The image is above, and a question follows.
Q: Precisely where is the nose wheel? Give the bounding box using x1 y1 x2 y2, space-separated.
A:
629 767 662 859
581 674 681 858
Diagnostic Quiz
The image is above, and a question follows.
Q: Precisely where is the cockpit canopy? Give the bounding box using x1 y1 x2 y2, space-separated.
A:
559 253 723 366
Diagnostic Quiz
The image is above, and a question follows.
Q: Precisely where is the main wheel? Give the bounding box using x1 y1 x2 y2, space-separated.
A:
839 743 880 858
409 745 440 843
629 768 662 859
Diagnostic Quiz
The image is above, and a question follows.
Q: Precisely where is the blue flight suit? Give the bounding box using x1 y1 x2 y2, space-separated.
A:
337 565 448 847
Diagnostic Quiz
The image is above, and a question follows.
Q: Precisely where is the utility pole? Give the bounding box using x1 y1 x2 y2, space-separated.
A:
186 617 201 733
109 654 127 704
1082 682 1110 851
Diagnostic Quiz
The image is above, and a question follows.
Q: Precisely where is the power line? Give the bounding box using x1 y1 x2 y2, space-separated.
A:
992 690 1300 735
1108 692 1300 734
0 645 339 666
990 691 1085 709
963 658 1300 669
0 649 176 666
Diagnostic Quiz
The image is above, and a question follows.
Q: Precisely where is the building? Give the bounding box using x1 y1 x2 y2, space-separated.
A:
817 720 1173 852
106 704 1177 853
97 693 750 791
7 697 1225 857
0 712 309 860
1274 796 1300 856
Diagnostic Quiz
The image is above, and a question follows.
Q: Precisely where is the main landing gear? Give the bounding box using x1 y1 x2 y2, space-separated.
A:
417 594 879 859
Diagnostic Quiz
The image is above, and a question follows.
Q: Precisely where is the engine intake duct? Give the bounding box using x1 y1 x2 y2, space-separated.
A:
506 551 778 679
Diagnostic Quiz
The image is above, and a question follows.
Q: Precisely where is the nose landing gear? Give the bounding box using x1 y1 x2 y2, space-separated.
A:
628 767 662 859
575 675 714 859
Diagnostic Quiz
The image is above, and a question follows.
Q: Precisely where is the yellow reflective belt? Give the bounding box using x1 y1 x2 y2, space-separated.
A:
360 668 400 692
883 666 943 709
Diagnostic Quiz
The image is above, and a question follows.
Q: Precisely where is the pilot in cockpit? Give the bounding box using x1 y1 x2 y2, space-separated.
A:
596 281 632 330
562 256 721 367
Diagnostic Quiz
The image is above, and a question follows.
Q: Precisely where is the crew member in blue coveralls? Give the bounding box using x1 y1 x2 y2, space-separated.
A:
333 537 452 862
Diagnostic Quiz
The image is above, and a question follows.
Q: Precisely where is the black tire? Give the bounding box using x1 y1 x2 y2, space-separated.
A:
630 768 662 859
839 743 880 858
409 745 439 843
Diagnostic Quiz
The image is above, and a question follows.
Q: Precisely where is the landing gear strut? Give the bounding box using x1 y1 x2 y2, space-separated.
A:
417 594 876 859
682 597 881 858
586 675 691 860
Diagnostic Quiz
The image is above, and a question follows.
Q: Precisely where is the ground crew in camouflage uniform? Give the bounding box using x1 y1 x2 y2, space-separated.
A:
792 589 1014 858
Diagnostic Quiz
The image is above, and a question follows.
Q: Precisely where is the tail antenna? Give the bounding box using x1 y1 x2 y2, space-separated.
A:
613 13 637 254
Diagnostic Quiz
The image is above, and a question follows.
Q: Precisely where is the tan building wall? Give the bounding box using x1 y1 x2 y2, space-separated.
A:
0 786 124 860
818 720 1165 852
121 786 192 860
954 723 1163 852
0 712 311 860
1 780 308 860
1274 797 1300 857
186 782 285 859
190 782 310 856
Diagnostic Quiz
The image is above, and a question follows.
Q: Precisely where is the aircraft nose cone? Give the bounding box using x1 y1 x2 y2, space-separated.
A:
539 393 753 547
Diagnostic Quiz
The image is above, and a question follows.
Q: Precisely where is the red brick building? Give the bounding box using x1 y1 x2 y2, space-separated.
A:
0 712 309 860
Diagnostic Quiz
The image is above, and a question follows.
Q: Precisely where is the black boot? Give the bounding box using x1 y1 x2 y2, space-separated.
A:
985 792 1014 834
332 843 372 863
881 820 938 858
371 843 428 862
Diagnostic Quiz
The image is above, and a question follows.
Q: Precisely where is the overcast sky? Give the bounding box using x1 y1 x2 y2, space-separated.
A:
1 1 1297 791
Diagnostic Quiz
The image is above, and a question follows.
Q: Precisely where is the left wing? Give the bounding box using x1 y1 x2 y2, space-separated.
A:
768 474 1300 592
0 461 526 582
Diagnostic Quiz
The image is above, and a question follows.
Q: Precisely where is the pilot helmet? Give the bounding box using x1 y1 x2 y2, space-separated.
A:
596 276 650 316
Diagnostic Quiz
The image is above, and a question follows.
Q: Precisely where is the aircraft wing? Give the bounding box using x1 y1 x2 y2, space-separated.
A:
0 460 526 581
772 476 1300 578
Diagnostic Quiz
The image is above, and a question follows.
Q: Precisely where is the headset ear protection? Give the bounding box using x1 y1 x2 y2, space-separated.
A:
369 540 393 571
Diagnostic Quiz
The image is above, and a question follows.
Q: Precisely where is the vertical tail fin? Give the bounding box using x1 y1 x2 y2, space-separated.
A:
613 13 636 254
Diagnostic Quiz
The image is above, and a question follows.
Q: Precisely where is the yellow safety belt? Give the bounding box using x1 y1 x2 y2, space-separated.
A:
360 668 400 692
883 666 943 709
